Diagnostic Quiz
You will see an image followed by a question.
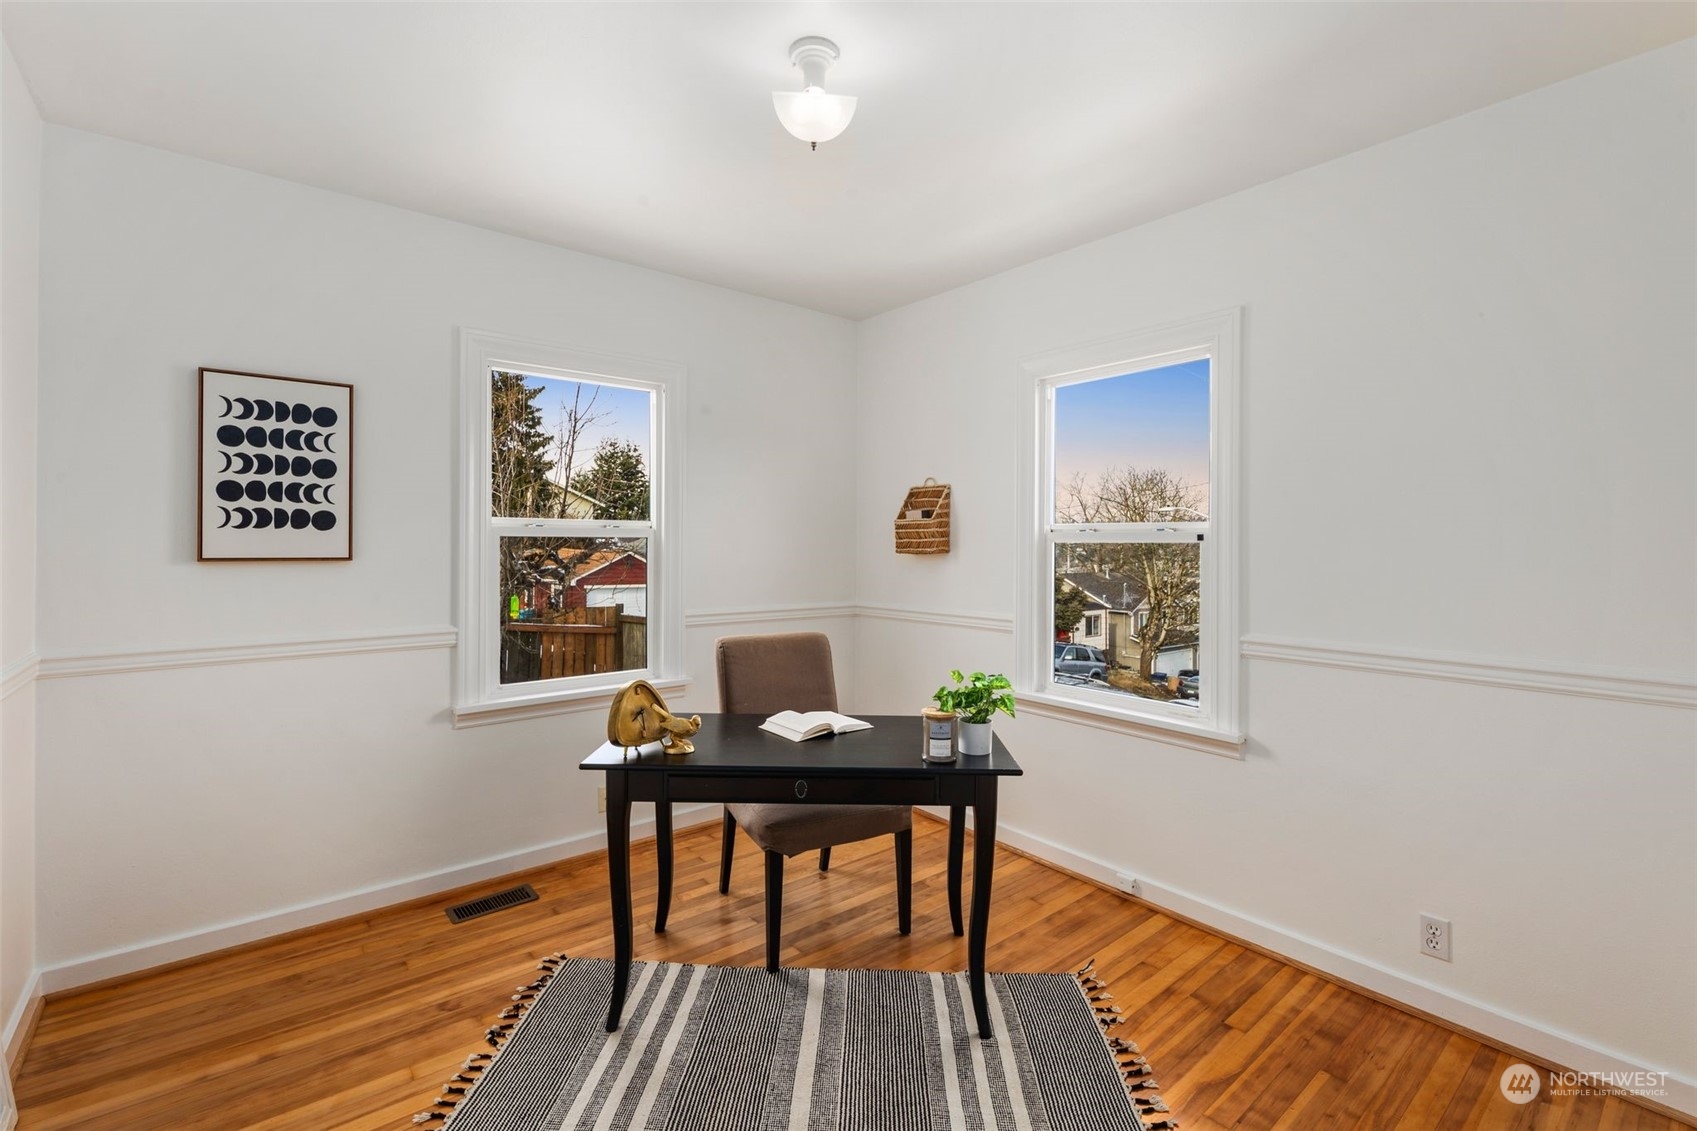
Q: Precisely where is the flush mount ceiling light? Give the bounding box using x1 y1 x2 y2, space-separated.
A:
772 36 857 150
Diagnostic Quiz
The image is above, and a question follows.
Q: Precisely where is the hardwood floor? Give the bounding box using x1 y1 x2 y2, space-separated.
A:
13 816 1688 1130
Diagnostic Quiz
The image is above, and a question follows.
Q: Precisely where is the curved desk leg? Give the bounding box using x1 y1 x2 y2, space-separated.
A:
947 805 965 937
654 800 673 933
604 770 633 1032
969 778 998 1039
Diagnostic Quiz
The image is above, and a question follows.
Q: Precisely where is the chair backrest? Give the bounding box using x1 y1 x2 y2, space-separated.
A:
715 633 839 715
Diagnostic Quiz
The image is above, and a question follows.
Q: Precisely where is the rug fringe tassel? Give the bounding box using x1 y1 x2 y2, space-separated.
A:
413 952 570 1125
1076 958 1178 1129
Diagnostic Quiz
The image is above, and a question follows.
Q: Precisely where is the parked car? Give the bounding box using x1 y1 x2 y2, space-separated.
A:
1053 643 1107 681
1176 674 1200 700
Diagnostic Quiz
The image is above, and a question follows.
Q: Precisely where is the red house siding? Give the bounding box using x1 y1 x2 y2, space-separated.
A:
564 554 647 609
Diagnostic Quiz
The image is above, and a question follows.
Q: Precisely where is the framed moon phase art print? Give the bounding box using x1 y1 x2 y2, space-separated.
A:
198 368 353 561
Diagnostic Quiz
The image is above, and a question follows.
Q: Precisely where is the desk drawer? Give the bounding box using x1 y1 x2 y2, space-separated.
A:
667 774 938 806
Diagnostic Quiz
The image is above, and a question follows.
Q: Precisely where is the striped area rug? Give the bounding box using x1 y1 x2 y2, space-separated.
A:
418 955 1174 1131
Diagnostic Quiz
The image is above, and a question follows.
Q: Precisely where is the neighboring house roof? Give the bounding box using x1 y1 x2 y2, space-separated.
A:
558 548 621 580
522 546 630 585
1059 570 1147 613
570 550 648 586
1061 570 1198 647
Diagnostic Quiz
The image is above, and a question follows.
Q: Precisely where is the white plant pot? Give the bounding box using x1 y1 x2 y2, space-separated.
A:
958 721 994 757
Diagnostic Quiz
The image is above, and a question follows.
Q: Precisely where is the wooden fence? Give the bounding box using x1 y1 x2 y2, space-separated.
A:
501 606 647 683
619 614 646 672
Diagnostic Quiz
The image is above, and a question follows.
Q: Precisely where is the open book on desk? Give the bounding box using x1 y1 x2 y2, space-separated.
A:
759 711 874 743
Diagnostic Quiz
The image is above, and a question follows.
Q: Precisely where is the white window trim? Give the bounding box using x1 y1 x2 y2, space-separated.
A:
1014 308 1242 747
455 329 686 724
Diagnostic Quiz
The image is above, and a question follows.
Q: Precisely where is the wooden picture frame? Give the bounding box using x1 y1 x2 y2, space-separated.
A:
197 368 353 561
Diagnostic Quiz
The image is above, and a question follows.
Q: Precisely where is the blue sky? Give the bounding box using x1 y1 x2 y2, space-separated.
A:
1053 358 1210 508
521 373 652 485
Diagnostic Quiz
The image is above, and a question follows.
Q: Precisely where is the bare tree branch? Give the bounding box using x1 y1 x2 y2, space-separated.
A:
546 384 607 517
1057 467 1204 678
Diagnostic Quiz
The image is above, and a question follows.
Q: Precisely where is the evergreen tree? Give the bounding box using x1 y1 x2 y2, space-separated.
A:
492 371 566 621
571 438 650 521
1054 577 1095 641
490 370 562 518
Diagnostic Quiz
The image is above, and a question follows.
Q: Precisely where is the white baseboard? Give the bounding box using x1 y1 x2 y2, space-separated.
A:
15 803 1692 1118
990 820 1697 1120
2 966 41 1077
35 804 721 995
2 968 39 1054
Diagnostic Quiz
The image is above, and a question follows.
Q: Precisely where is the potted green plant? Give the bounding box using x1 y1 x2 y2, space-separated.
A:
931 670 1015 756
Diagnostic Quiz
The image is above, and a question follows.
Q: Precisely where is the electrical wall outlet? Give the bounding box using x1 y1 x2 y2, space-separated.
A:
1420 913 1451 961
1114 872 1143 899
597 786 607 814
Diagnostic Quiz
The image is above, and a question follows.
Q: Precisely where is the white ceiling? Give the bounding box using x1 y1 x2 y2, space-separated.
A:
4 3 1692 319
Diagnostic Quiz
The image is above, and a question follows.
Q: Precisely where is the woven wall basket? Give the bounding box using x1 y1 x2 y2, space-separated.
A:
894 479 951 555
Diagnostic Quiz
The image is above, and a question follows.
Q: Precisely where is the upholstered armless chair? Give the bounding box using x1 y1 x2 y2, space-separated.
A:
715 632 913 971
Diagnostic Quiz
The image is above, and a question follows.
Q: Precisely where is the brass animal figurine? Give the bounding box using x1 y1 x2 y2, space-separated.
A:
607 680 702 755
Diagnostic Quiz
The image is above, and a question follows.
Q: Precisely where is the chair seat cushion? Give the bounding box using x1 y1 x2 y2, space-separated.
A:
727 803 912 858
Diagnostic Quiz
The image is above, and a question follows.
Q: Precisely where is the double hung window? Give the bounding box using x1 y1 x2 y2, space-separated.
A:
457 331 683 721
1016 311 1240 744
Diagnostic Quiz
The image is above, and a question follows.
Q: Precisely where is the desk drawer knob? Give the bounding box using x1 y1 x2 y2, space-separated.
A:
794 780 808 799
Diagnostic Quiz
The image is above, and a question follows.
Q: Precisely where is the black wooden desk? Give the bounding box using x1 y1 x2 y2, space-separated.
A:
580 714 1023 1039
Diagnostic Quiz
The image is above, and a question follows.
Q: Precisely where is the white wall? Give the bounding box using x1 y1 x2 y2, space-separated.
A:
0 35 42 1095
11 27 1695 1122
852 40 1696 1099
32 128 858 975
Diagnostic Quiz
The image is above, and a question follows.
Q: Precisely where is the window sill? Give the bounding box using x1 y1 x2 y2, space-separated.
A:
1015 690 1245 759
452 676 691 729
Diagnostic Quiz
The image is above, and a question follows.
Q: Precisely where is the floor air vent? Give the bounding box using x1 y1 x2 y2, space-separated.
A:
446 883 539 924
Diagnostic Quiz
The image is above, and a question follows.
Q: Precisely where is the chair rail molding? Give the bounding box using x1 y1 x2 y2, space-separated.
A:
1240 634 1696 710
684 603 858 628
0 653 38 700
854 605 1015 634
844 608 1695 709
36 627 458 680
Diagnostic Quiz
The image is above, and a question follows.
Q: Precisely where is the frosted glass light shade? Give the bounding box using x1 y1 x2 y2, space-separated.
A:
772 87 858 146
